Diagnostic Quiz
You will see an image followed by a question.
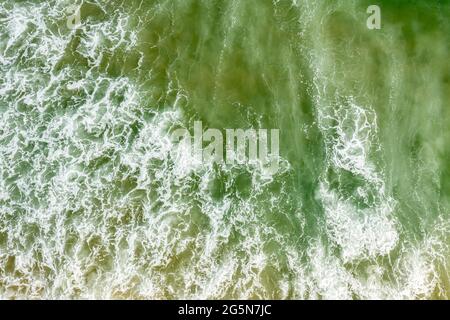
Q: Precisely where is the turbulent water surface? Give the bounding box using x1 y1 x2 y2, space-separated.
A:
0 0 449 299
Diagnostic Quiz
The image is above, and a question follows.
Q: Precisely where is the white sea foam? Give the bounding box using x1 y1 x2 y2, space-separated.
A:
0 0 448 300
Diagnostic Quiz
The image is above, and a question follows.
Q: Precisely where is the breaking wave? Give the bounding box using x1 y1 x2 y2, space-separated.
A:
0 0 448 299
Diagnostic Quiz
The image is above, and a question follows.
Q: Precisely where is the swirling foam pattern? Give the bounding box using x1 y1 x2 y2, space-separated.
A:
0 0 449 299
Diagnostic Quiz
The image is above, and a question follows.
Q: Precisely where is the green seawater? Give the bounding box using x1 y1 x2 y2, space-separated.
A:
0 0 449 299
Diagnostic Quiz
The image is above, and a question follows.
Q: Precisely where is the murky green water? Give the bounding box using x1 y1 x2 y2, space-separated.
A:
0 0 449 299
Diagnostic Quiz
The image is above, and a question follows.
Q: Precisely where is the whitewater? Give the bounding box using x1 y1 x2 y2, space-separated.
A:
0 0 449 299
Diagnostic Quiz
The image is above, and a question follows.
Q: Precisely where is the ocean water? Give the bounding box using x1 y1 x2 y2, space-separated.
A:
0 0 449 299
